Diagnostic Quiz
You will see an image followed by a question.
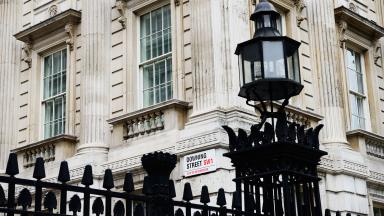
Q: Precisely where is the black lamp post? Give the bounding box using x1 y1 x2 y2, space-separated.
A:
223 1 327 215
236 0 303 103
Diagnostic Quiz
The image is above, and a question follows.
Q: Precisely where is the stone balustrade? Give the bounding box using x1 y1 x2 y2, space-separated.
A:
23 144 55 168
366 138 384 159
12 135 77 169
108 99 189 141
125 111 164 139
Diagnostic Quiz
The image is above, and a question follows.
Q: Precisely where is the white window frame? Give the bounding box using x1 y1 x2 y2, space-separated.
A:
136 1 174 109
345 46 371 131
40 47 69 139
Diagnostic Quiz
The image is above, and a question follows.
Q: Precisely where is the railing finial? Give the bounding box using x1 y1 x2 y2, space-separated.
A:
81 165 94 186
58 161 70 183
6 153 19 177
33 157 46 180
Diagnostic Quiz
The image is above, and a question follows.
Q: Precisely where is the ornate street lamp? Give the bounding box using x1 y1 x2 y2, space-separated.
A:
236 0 303 103
223 1 327 215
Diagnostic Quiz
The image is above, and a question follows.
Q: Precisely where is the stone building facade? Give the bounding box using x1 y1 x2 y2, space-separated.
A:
1 0 384 215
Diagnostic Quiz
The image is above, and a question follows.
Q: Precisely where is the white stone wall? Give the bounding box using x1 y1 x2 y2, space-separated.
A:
1 0 384 215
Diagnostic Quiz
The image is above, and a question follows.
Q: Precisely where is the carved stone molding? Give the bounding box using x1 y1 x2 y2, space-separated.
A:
116 0 127 29
338 20 348 48
65 23 75 51
174 0 180 6
374 41 382 66
294 0 307 27
22 41 32 68
48 4 58 17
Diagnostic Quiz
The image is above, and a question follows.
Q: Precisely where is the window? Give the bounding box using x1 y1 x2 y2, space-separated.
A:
42 49 67 138
140 4 172 107
346 48 366 130
374 207 384 216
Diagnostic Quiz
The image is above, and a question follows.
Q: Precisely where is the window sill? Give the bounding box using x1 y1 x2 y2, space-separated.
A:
12 134 78 168
107 99 190 140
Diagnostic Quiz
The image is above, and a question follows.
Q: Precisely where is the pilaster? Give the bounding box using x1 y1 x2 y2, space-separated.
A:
0 0 21 170
307 0 348 148
77 0 112 159
190 0 250 114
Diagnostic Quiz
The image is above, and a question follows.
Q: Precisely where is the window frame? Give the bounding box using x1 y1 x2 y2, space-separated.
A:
40 47 69 139
344 45 372 131
136 2 174 108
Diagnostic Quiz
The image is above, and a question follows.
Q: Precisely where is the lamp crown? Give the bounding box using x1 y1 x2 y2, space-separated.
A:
251 0 281 37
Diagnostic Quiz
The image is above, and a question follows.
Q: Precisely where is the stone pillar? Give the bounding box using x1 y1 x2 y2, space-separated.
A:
307 0 348 148
78 0 112 159
0 0 21 171
190 0 250 113
307 1 369 215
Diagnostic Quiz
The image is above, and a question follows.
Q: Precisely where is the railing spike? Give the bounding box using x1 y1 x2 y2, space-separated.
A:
0 184 6 207
114 200 125 216
33 157 46 180
103 169 115 190
232 191 241 210
43 191 57 213
169 180 176 198
17 188 32 210
325 209 331 216
183 182 193 202
142 176 152 195
134 203 144 216
216 188 226 207
81 165 94 186
69 194 81 215
6 153 19 176
346 213 351 216
58 161 70 183
175 208 184 216
92 197 104 216
336 211 341 216
123 173 135 193
200 185 210 204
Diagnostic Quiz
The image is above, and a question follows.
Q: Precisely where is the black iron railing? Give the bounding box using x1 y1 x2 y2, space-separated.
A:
0 151 352 216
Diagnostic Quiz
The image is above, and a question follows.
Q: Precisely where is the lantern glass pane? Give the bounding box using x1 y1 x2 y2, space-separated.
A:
287 50 300 82
262 41 285 78
241 42 262 84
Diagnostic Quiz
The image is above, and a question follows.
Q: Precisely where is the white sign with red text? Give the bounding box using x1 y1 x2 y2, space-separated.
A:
183 149 216 177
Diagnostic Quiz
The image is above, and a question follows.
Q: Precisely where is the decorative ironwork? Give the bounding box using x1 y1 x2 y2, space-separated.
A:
0 150 349 216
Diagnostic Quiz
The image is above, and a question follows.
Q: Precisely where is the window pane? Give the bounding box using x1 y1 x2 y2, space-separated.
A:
151 8 162 34
140 13 151 38
163 5 171 28
53 51 61 74
44 55 52 77
62 50 67 70
166 58 172 82
143 65 154 89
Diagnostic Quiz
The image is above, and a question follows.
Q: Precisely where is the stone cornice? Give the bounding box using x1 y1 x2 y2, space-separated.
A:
335 6 384 41
11 134 78 153
14 9 81 43
346 129 384 142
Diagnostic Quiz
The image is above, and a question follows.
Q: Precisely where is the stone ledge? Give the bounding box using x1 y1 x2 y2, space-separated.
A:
108 99 189 124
